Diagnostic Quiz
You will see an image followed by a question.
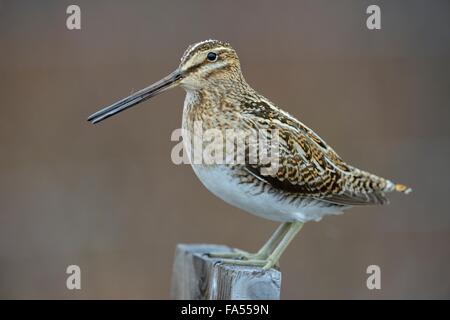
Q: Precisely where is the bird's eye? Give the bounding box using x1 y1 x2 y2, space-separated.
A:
206 52 217 62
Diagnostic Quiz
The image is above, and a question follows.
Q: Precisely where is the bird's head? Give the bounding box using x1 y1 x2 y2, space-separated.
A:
88 40 242 124
178 39 242 90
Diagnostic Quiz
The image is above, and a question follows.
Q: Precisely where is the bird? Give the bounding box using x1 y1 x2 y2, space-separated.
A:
88 39 411 270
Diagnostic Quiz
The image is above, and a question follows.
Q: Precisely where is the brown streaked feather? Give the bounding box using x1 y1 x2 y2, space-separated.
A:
240 98 395 206
179 39 411 207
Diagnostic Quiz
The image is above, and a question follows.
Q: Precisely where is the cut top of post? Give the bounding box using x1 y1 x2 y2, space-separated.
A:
171 244 281 300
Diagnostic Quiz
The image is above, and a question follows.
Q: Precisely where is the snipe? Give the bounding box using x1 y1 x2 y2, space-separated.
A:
88 40 411 270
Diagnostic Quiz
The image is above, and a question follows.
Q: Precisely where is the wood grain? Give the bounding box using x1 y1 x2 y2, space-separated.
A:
170 244 281 300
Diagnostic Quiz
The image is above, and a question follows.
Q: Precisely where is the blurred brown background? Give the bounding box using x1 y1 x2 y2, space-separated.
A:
0 0 449 299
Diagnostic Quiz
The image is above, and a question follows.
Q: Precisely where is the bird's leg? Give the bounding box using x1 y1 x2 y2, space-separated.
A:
249 222 291 259
217 222 304 270
262 221 303 270
207 222 290 260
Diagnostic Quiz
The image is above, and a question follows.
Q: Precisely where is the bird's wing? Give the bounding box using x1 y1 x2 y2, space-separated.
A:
241 99 392 206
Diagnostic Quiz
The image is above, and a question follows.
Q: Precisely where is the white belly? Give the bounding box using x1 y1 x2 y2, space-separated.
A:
190 164 346 222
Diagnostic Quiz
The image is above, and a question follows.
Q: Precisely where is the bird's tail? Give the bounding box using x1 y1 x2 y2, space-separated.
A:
393 183 412 194
382 177 412 194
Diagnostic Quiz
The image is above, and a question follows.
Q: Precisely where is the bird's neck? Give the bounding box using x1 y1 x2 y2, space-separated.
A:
182 89 220 132
183 77 250 119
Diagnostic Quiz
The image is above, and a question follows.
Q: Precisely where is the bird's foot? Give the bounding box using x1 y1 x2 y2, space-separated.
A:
207 248 253 260
207 249 269 261
215 257 279 271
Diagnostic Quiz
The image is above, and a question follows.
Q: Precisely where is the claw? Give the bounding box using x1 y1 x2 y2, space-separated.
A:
214 258 283 271
262 258 277 270
218 258 267 267
207 249 252 260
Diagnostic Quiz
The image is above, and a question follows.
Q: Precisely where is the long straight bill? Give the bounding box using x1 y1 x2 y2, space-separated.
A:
87 69 182 124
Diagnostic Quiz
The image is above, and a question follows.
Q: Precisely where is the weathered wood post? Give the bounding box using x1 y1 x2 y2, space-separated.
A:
170 244 281 300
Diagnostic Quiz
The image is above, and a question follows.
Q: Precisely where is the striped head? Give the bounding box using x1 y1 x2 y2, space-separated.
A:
87 40 242 124
178 39 243 90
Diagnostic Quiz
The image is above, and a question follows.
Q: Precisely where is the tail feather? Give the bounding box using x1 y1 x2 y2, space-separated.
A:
394 183 412 194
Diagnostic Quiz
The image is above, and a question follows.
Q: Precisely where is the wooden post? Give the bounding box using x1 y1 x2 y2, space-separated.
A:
170 244 281 300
